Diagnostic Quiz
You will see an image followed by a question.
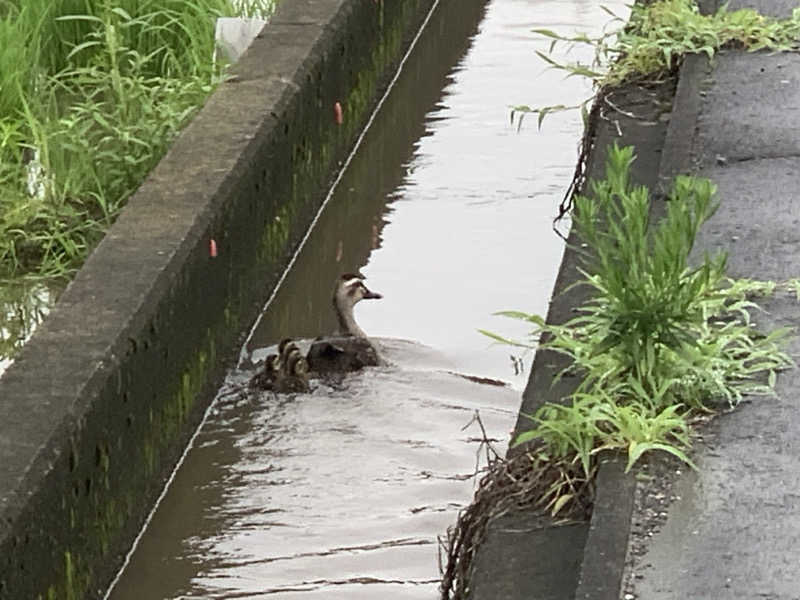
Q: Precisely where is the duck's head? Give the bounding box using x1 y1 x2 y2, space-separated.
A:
335 273 382 308
265 353 280 373
278 338 293 358
278 339 305 373
333 273 382 338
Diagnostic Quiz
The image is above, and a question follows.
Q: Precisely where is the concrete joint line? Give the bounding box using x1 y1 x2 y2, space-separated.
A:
658 53 710 186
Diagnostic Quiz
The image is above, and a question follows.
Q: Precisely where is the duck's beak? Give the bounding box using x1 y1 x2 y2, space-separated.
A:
362 286 382 300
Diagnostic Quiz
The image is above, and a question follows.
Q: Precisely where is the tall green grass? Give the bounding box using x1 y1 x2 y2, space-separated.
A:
0 0 274 362
6 0 274 75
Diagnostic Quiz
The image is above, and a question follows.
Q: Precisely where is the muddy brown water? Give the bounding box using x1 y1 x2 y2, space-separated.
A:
106 0 625 598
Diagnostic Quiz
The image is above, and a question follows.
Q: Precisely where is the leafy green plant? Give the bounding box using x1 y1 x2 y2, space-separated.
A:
483 144 793 474
514 0 800 127
0 0 276 282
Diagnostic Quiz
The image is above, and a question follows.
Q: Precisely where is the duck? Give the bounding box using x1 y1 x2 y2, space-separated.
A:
250 273 385 392
277 338 311 392
307 273 385 374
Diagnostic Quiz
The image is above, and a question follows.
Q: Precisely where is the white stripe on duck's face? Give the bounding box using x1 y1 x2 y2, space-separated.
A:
344 279 382 302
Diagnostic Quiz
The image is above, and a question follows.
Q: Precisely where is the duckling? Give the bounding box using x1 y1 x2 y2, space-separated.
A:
307 273 385 373
250 340 310 393
249 353 280 390
277 339 311 393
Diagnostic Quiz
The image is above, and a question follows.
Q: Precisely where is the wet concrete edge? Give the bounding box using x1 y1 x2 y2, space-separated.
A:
657 53 706 185
0 1 436 598
469 80 678 600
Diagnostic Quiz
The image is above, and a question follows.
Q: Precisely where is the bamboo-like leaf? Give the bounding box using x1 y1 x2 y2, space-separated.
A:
599 4 622 18
478 329 531 348
65 40 101 61
111 7 133 21
532 28 565 40
535 50 566 69
55 14 104 23
494 310 545 325
626 442 697 472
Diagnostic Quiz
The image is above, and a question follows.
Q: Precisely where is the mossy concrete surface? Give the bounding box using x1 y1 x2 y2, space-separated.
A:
0 1 435 598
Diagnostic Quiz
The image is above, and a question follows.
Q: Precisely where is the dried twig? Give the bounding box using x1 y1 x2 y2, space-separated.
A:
554 87 606 234
438 414 596 600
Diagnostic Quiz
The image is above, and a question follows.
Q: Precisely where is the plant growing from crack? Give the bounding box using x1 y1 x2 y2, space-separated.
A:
482 144 793 479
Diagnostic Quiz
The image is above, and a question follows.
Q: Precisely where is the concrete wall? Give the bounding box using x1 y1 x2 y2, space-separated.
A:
0 1 435 597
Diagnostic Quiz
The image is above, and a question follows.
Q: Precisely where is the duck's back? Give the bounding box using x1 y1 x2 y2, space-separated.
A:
307 336 384 374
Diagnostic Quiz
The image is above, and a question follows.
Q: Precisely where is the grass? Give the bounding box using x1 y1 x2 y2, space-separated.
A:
483 145 793 486
513 0 800 128
0 0 274 364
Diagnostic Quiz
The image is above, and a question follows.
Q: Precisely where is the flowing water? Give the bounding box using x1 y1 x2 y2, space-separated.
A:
107 0 625 597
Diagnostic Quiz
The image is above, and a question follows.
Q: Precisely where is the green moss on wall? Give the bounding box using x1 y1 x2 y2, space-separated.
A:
15 2 435 599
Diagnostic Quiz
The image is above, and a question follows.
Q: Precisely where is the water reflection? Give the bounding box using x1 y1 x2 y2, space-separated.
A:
113 342 519 599
352 0 612 384
0 280 62 376
240 1 490 358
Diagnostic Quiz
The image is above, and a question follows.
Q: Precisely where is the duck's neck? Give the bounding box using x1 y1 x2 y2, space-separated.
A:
335 302 368 338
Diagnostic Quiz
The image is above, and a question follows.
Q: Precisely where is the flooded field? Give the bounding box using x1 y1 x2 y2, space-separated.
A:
106 0 624 597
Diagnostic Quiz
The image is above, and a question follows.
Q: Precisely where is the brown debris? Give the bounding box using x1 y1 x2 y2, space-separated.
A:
438 414 596 599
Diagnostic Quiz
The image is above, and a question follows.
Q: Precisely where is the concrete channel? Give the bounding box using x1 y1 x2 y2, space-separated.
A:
4 0 746 598
0 2 439 597
102 0 605 596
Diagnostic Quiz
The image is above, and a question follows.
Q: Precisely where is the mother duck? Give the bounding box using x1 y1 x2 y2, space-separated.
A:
250 273 385 392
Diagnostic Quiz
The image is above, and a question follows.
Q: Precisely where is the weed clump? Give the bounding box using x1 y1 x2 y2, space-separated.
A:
587 0 800 86
483 144 793 474
0 0 274 283
439 145 793 600
514 0 800 127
